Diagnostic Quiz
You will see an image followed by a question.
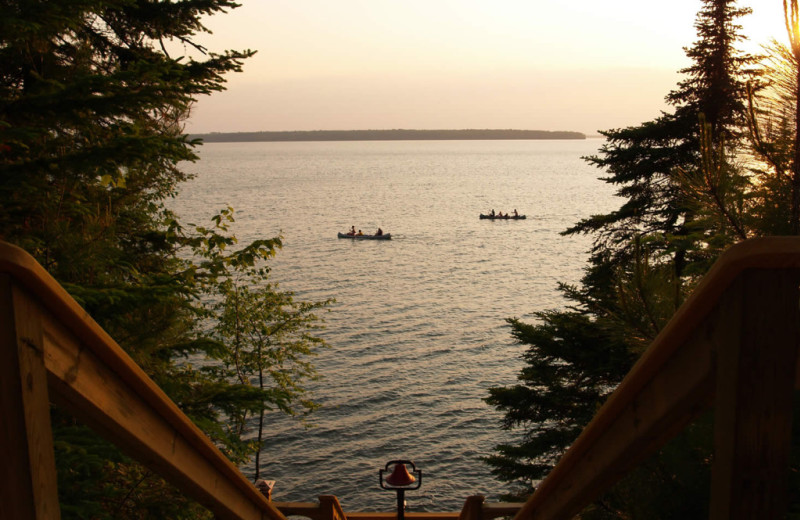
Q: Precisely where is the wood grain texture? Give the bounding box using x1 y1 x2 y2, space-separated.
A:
513 238 800 520
709 270 800 520
0 241 285 520
0 275 61 520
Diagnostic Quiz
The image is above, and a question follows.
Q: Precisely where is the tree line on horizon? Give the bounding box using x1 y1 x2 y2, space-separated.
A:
485 0 800 517
192 128 586 142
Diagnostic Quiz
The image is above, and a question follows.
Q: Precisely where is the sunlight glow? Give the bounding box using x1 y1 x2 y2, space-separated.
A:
784 0 800 50
183 1 792 134
740 1 791 51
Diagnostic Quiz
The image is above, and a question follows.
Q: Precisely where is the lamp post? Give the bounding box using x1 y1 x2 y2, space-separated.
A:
379 460 422 520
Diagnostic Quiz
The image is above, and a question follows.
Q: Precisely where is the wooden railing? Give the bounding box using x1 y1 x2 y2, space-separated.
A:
0 240 523 520
0 241 288 520
512 237 800 520
276 494 523 520
6 236 799 519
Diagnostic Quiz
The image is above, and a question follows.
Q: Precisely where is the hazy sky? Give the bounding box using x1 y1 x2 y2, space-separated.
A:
182 1 787 135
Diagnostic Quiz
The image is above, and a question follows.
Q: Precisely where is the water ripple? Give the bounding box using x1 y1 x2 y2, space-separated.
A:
174 139 617 511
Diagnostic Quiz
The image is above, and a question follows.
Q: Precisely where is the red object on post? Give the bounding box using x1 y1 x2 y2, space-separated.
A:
385 462 416 488
379 460 422 520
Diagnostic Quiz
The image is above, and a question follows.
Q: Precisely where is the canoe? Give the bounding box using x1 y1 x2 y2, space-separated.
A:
479 214 526 220
338 232 392 240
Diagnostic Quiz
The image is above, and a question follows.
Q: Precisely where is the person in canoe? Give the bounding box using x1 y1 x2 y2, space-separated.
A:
490 209 495 217
348 226 356 235
376 228 383 236
357 229 364 236
513 209 518 217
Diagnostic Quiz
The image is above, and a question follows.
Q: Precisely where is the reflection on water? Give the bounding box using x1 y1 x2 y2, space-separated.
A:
173 139 616 511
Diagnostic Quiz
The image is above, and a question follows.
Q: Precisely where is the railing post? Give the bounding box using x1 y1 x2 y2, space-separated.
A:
0 275 61 519
458 495 485 520
319 494 347 520
710 269 800 520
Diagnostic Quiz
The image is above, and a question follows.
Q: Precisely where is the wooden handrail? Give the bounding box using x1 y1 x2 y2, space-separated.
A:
1 240 525 520
0 241 287 520
480 500 525 519
276 495 522 520
10 234 795 519
321 495 349 520
513 237 800 520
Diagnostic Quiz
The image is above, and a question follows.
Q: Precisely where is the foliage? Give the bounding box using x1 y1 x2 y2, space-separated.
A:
485 312 633 495
185 207 333 477
747 27 800 234
214 281 332 480
572 0 757 271
1 1 332 518
484 0 797 514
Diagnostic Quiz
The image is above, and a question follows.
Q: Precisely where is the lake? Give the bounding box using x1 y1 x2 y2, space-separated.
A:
173 138 618 512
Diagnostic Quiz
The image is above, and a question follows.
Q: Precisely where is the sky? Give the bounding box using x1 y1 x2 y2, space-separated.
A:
181 0 788 135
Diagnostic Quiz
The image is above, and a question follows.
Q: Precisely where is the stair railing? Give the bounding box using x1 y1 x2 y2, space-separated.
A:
0 241 286 520
512 237 800 520
275 495 522 520
8 236 794 520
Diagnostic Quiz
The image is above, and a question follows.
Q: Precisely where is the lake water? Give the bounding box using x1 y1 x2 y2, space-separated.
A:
173 138 618 512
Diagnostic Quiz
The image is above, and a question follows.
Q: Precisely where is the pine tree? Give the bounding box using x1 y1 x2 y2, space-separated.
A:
0 2 256 516
0 2 330 517
485 0 758 510
0 0 253 340
572 0 756 276
746 1 800 235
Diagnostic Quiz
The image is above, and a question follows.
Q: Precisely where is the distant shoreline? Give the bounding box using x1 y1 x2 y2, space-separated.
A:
189 129 586 143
